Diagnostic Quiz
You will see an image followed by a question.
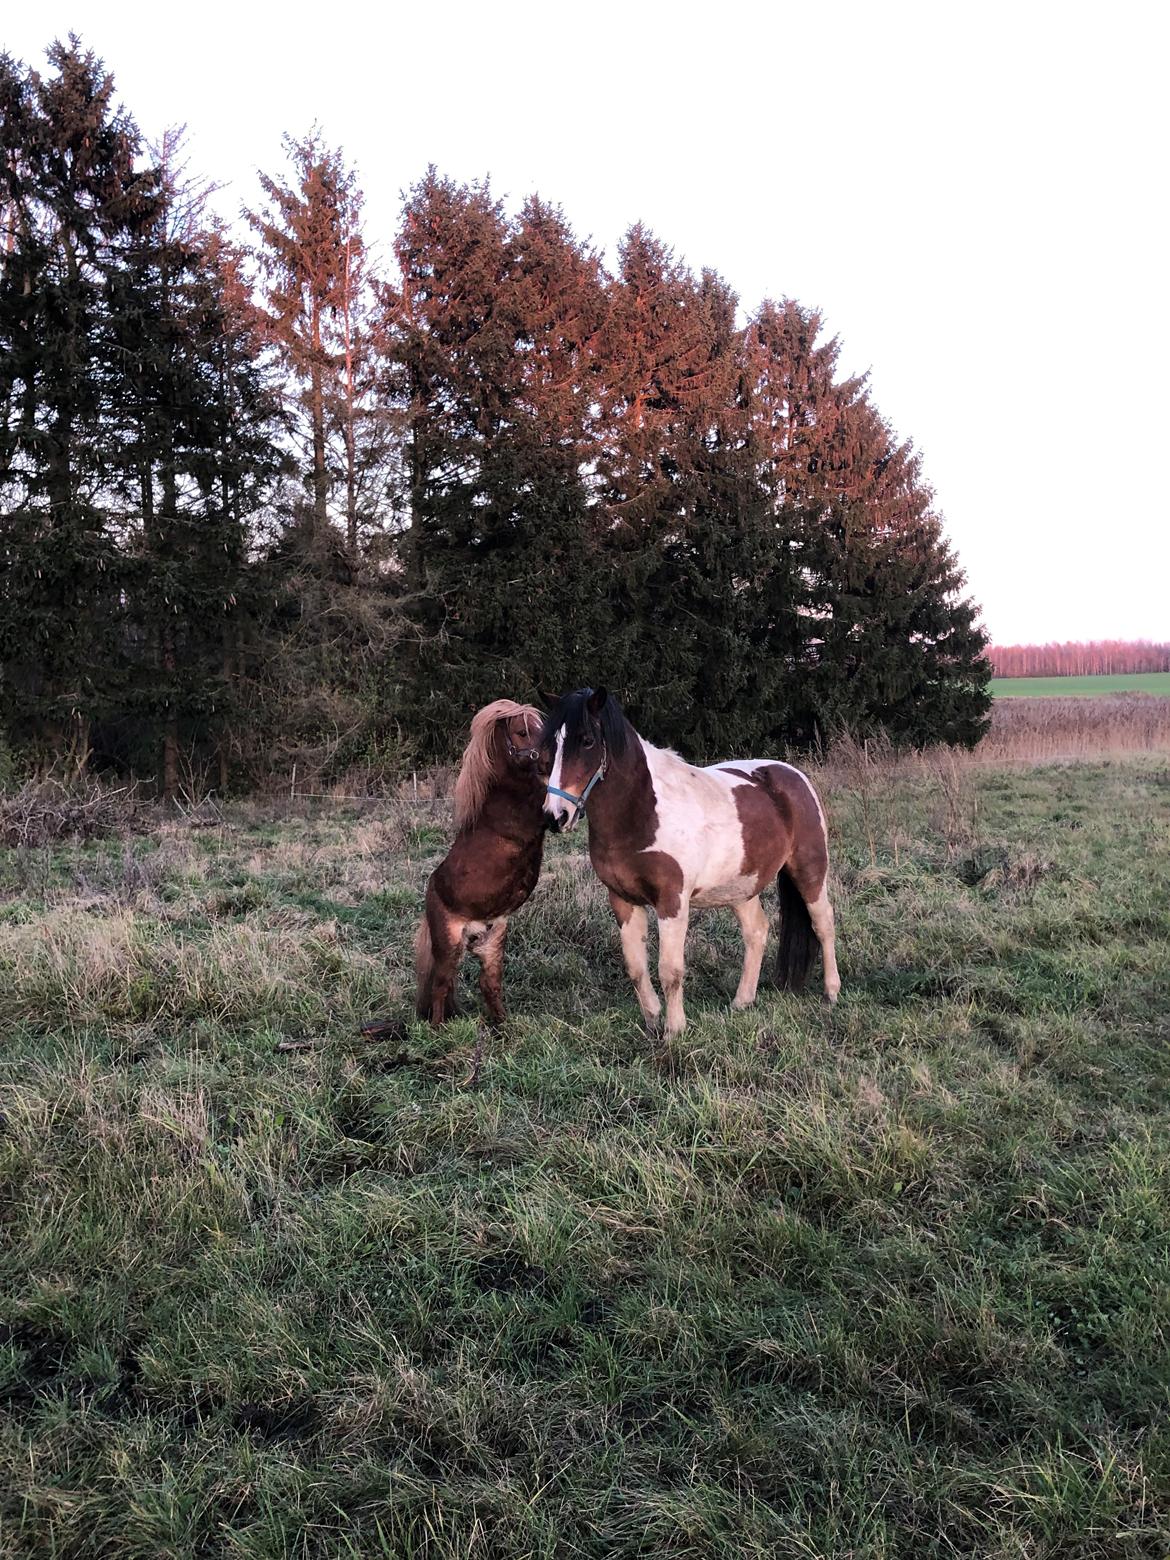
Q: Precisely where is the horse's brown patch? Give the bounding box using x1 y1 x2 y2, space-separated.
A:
729 774 792 891
753 764 829 900
582 737 685 919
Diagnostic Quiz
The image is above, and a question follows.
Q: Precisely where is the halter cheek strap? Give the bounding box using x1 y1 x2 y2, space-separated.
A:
547 750 607 812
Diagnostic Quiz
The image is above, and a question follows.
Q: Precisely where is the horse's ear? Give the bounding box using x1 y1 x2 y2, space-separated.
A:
537 686 560 709
587 687 608 715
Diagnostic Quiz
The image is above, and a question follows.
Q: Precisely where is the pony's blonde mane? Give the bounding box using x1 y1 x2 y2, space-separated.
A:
452 699 543 829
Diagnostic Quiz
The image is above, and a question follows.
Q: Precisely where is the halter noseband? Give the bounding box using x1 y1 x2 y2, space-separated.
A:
547 746 607 813
505 715 542 767
505 735 542 765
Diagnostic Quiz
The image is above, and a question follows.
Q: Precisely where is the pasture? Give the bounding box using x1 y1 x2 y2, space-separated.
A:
1 754 1169 1557
991 674 1170 699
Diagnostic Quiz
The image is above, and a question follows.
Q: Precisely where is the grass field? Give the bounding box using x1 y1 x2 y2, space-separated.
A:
2 755 1170 1557
991 674 1170 699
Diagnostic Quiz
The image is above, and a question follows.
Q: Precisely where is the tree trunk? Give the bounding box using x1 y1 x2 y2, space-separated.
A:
159 459 180 803
161 623 180 802
310 299 328 533
343 236 358 556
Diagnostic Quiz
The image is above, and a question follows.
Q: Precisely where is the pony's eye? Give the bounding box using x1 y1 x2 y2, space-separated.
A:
582 735 595 750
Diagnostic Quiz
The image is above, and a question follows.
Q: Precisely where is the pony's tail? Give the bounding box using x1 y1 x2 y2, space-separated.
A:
414 914 435 1019
776 868 815 992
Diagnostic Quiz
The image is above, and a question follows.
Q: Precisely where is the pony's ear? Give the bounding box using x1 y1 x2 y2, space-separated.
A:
537 687 561 709
587 687 609 715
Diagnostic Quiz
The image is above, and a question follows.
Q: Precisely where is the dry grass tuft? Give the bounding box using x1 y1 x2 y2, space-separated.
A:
979 694 1170 761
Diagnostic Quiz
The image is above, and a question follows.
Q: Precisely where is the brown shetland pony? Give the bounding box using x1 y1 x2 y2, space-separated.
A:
412 700 547 1026
542 688 840 1039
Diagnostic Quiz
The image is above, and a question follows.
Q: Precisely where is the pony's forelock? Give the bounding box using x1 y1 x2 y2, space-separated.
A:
540 689 631 763
453 699 543 828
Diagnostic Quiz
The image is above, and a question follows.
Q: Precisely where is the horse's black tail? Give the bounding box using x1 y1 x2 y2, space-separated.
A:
776 868 815 992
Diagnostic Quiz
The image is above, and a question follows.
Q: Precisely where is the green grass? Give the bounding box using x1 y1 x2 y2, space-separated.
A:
2 760 1170 1557
991 673 1170 698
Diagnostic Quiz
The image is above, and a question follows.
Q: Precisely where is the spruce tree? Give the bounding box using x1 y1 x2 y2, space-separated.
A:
593 227 726 739
248 131 377 545
112 145 283 795
0 39 156 769
743 300 989 749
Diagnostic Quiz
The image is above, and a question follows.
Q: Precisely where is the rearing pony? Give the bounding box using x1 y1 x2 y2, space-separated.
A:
414 699 547 1026
542 688 840 1037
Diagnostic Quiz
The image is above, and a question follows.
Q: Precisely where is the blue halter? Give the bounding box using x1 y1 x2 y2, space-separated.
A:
547 748 607 813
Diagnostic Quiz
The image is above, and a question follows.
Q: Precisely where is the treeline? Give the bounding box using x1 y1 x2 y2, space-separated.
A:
1 39 990 795
990 642 1170 678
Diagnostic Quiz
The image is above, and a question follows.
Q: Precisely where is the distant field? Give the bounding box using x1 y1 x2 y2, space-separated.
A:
991 672 1170 698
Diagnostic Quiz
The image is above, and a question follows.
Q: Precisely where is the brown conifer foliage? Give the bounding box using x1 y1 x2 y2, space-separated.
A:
248 132 379 547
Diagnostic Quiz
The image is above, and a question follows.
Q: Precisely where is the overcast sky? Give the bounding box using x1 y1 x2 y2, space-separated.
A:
7 0 1167 645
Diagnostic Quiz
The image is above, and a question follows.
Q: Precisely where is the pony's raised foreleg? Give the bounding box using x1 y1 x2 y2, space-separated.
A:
731 896 769 1010
470 918 508 1027
657 899 691 1039
609 892 661 1031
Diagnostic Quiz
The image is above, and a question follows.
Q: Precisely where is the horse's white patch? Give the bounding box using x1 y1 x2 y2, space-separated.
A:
544 726 578 828
639 740 757 907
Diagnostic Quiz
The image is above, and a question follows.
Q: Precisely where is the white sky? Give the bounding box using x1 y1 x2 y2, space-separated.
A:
7 0 1168 645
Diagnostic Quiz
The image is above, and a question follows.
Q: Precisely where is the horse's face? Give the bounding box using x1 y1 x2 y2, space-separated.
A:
542 688 608 833
502 710 545 773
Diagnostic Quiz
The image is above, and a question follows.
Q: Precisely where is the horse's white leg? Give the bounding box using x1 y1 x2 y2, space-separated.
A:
657 900 691 1039
807 887 841 1005
610 893 661 1030
731 896 769 1010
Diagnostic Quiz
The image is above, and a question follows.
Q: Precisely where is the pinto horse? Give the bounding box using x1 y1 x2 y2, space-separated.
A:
412 699 547 1026
542 688 840 1037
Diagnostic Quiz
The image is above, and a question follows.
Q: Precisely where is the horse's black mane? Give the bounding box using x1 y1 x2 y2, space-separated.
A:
540 688 633 762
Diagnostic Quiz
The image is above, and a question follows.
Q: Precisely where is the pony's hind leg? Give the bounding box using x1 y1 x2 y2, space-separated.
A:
424 900 465 1025
731 896 769 1010
609 892 661 1031
470 918 508 1027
